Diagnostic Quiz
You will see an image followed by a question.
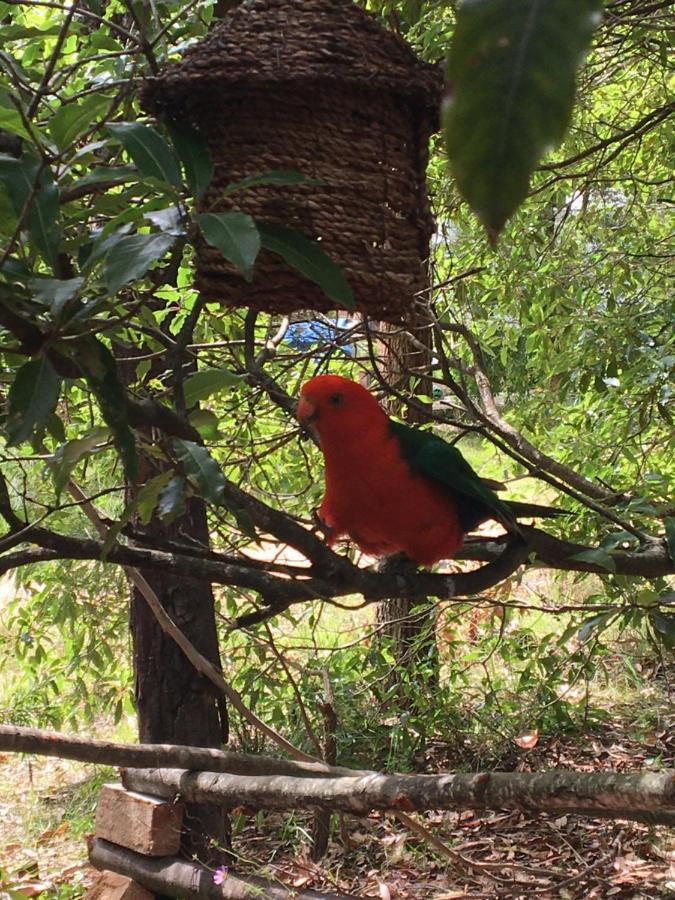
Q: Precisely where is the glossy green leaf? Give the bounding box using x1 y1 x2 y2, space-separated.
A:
578 610 614 642
103 232 175 294
67 165 138 191
173 439 227 506
0 153 61 264
183 367 242 408
50 426 111 495
650 610 675 650
444 0 602 240
136 470 176 525
30 277 84 321
80 226 132 274
0 23 63 39
258 223 353 307
49 97 108 151
196 211 261 282
188 409 221 441
45 412 65 443
166 121 213 199
157 475 188 523
74 337 137 481
107 122 182 188
0 106 30 140
6 357 61 446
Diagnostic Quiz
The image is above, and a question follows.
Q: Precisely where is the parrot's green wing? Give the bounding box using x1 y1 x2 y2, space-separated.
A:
389 420 516 533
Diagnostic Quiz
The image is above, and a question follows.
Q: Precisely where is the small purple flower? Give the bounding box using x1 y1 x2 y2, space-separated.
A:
213 866 229 885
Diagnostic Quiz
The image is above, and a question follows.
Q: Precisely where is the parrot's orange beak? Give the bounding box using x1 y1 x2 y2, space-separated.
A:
296 395 317 425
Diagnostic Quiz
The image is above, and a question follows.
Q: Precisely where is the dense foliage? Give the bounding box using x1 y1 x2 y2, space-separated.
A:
0 0 673 770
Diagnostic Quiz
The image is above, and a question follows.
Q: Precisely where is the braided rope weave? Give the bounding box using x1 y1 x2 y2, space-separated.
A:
142 0 441 321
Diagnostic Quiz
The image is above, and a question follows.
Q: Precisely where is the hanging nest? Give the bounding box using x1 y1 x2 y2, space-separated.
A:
141 0 441 322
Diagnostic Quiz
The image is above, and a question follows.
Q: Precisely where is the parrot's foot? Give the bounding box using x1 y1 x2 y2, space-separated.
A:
311 508 332 540
376 552 420 578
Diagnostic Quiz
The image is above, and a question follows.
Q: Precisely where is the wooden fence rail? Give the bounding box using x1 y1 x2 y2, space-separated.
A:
122 765 675 826
1 724 673 825
88 838 360 900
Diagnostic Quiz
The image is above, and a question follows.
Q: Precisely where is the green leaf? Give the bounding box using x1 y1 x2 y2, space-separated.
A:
73 337 137 482
233 506 258 543
30 277 83 321
45 412 65 443
650 610 675 650
49 97 108 151
258 223 353 307
224 169 324 196
0 23 63 39
6 357 61 446
67 165 138 191
172 439 258 539
0 182 17 236
183 367 242 407
570 547 617 572
137 470 176 525
100 498 136 559
0 154 61 264
157 475 188 523
578 610 614 642
196 211 260 282
665 517 675 565
443 0 602 240
0 106 30 140
50 426 111 495
188 408 221 441
103 232 175 294
107 122 182 188
173 439 227 506
166 121 213 199
81 226 132 273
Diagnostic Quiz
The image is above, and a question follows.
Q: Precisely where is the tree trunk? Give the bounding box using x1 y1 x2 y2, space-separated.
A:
375 315 439 714
129 494 230 864
116 316 230 865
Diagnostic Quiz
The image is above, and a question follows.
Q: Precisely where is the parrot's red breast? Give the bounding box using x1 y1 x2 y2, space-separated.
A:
297 375 465 566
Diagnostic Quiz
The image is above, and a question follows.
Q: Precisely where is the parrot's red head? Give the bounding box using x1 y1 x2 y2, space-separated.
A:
297 375 387 444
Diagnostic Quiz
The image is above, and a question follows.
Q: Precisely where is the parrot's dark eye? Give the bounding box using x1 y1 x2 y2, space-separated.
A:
329 393 344 406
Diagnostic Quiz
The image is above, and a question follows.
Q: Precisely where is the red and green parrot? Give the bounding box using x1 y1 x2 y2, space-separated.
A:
297 374 559 567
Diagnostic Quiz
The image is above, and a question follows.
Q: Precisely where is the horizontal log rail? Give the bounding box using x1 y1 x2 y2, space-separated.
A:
1 724 673 826
122 766 675 827
89 838 359 900
0 724 360 778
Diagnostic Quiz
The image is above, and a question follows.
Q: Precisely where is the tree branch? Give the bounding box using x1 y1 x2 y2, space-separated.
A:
434 320 623 507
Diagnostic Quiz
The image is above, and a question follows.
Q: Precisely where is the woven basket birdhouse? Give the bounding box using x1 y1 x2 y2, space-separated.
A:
141 0 441 322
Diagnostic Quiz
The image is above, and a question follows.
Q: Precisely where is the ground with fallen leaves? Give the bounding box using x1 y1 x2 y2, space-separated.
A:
1 717 673 900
